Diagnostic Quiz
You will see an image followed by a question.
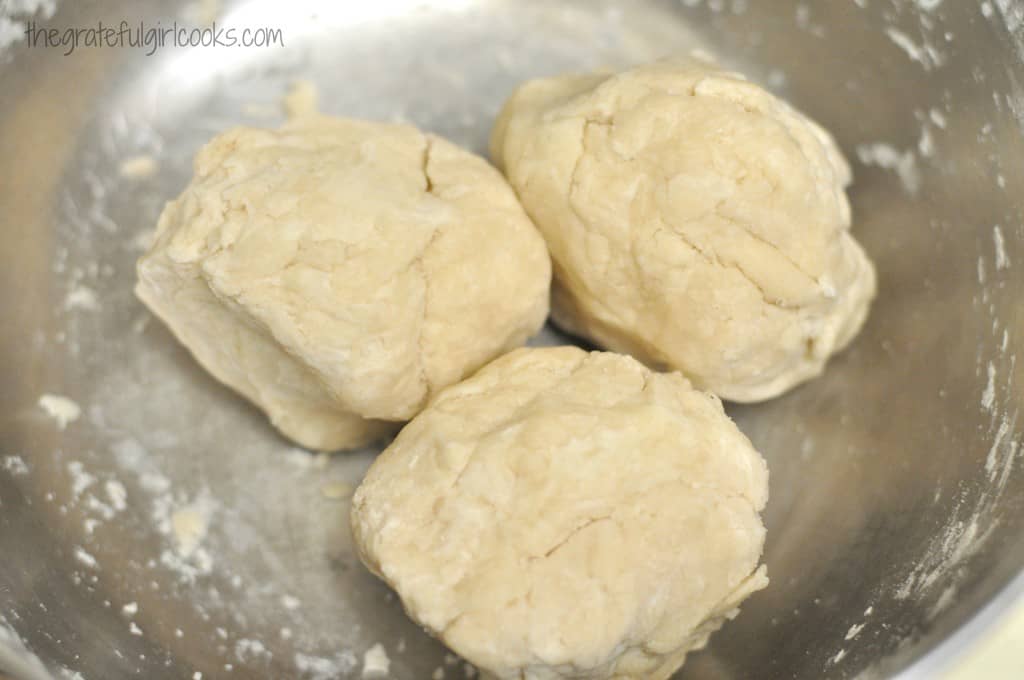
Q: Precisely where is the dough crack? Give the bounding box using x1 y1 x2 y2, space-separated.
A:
712 202 820 293
536 514 614 560
422 134 436 195
654 211 787 312
568 116 793 312
412 134 444 404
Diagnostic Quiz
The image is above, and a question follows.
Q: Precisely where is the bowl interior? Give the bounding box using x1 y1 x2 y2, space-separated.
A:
1 1 1023 678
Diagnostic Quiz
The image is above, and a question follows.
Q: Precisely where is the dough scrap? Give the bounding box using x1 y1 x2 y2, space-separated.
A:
491 56 876 402
352 346 768 680
137 115 551 451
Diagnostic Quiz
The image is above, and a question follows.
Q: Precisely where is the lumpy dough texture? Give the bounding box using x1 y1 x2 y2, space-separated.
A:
352 347 769 680
136 115 551 451
490 57 877 402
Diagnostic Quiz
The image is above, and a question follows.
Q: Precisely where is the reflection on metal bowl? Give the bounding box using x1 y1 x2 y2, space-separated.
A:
1 1 1022 678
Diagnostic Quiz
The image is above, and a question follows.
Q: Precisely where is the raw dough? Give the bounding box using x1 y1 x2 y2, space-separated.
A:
352 346 768 680
491 56 876 402
137 115 551 451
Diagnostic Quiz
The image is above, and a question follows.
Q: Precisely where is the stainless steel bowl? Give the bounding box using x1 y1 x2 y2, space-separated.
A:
2 1 1023 678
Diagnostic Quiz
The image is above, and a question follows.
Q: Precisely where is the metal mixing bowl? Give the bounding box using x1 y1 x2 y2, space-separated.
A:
2 1 1023 678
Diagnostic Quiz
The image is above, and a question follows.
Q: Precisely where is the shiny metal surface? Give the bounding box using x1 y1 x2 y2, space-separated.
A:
1 1 1023 678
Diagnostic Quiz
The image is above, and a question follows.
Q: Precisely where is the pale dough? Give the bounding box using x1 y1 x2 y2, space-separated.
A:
136 115 551 451
491 57 877 402
351 346 769 680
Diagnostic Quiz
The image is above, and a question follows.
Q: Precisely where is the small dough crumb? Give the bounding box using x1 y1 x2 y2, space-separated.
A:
171 507 208 558
320 481 353 500
362 643 390 677
119 155 159 179
282 80 319 118
38 394 81 430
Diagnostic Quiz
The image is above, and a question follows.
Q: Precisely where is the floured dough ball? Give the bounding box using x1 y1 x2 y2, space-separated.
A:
352 346 768 680
137 115 551 451
491 57 876 402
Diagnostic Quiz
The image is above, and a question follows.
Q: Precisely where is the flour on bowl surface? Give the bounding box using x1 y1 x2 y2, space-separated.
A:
856 143 922 195
63 285 100 312
2 455 29 475
38 394 81 429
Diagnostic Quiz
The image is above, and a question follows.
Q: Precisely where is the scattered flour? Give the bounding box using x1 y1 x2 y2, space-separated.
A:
0 0 58 51
74 546 98 569
985 419 1011 477
39 394 81 429
856 143 921 195
928 584 958 619
64 285 100 311
137 481 218 583
294 651 358 680
917 126 935 157
895 517 993 602
235 638 271 662
981 362 997 412
993 225 1010 270
106 479 128 511
2 455 29 475
122 602 139 617
885 27 945 70
0 615 51 680
67 461 96 497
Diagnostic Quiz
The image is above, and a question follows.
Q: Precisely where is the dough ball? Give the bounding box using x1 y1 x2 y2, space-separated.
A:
137 115 551 451
490 57 876 402
352 346 768 680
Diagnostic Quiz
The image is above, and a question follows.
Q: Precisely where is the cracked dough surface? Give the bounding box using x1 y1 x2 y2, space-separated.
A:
352 346 768 680
136 115 550 451
491 57 876 402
